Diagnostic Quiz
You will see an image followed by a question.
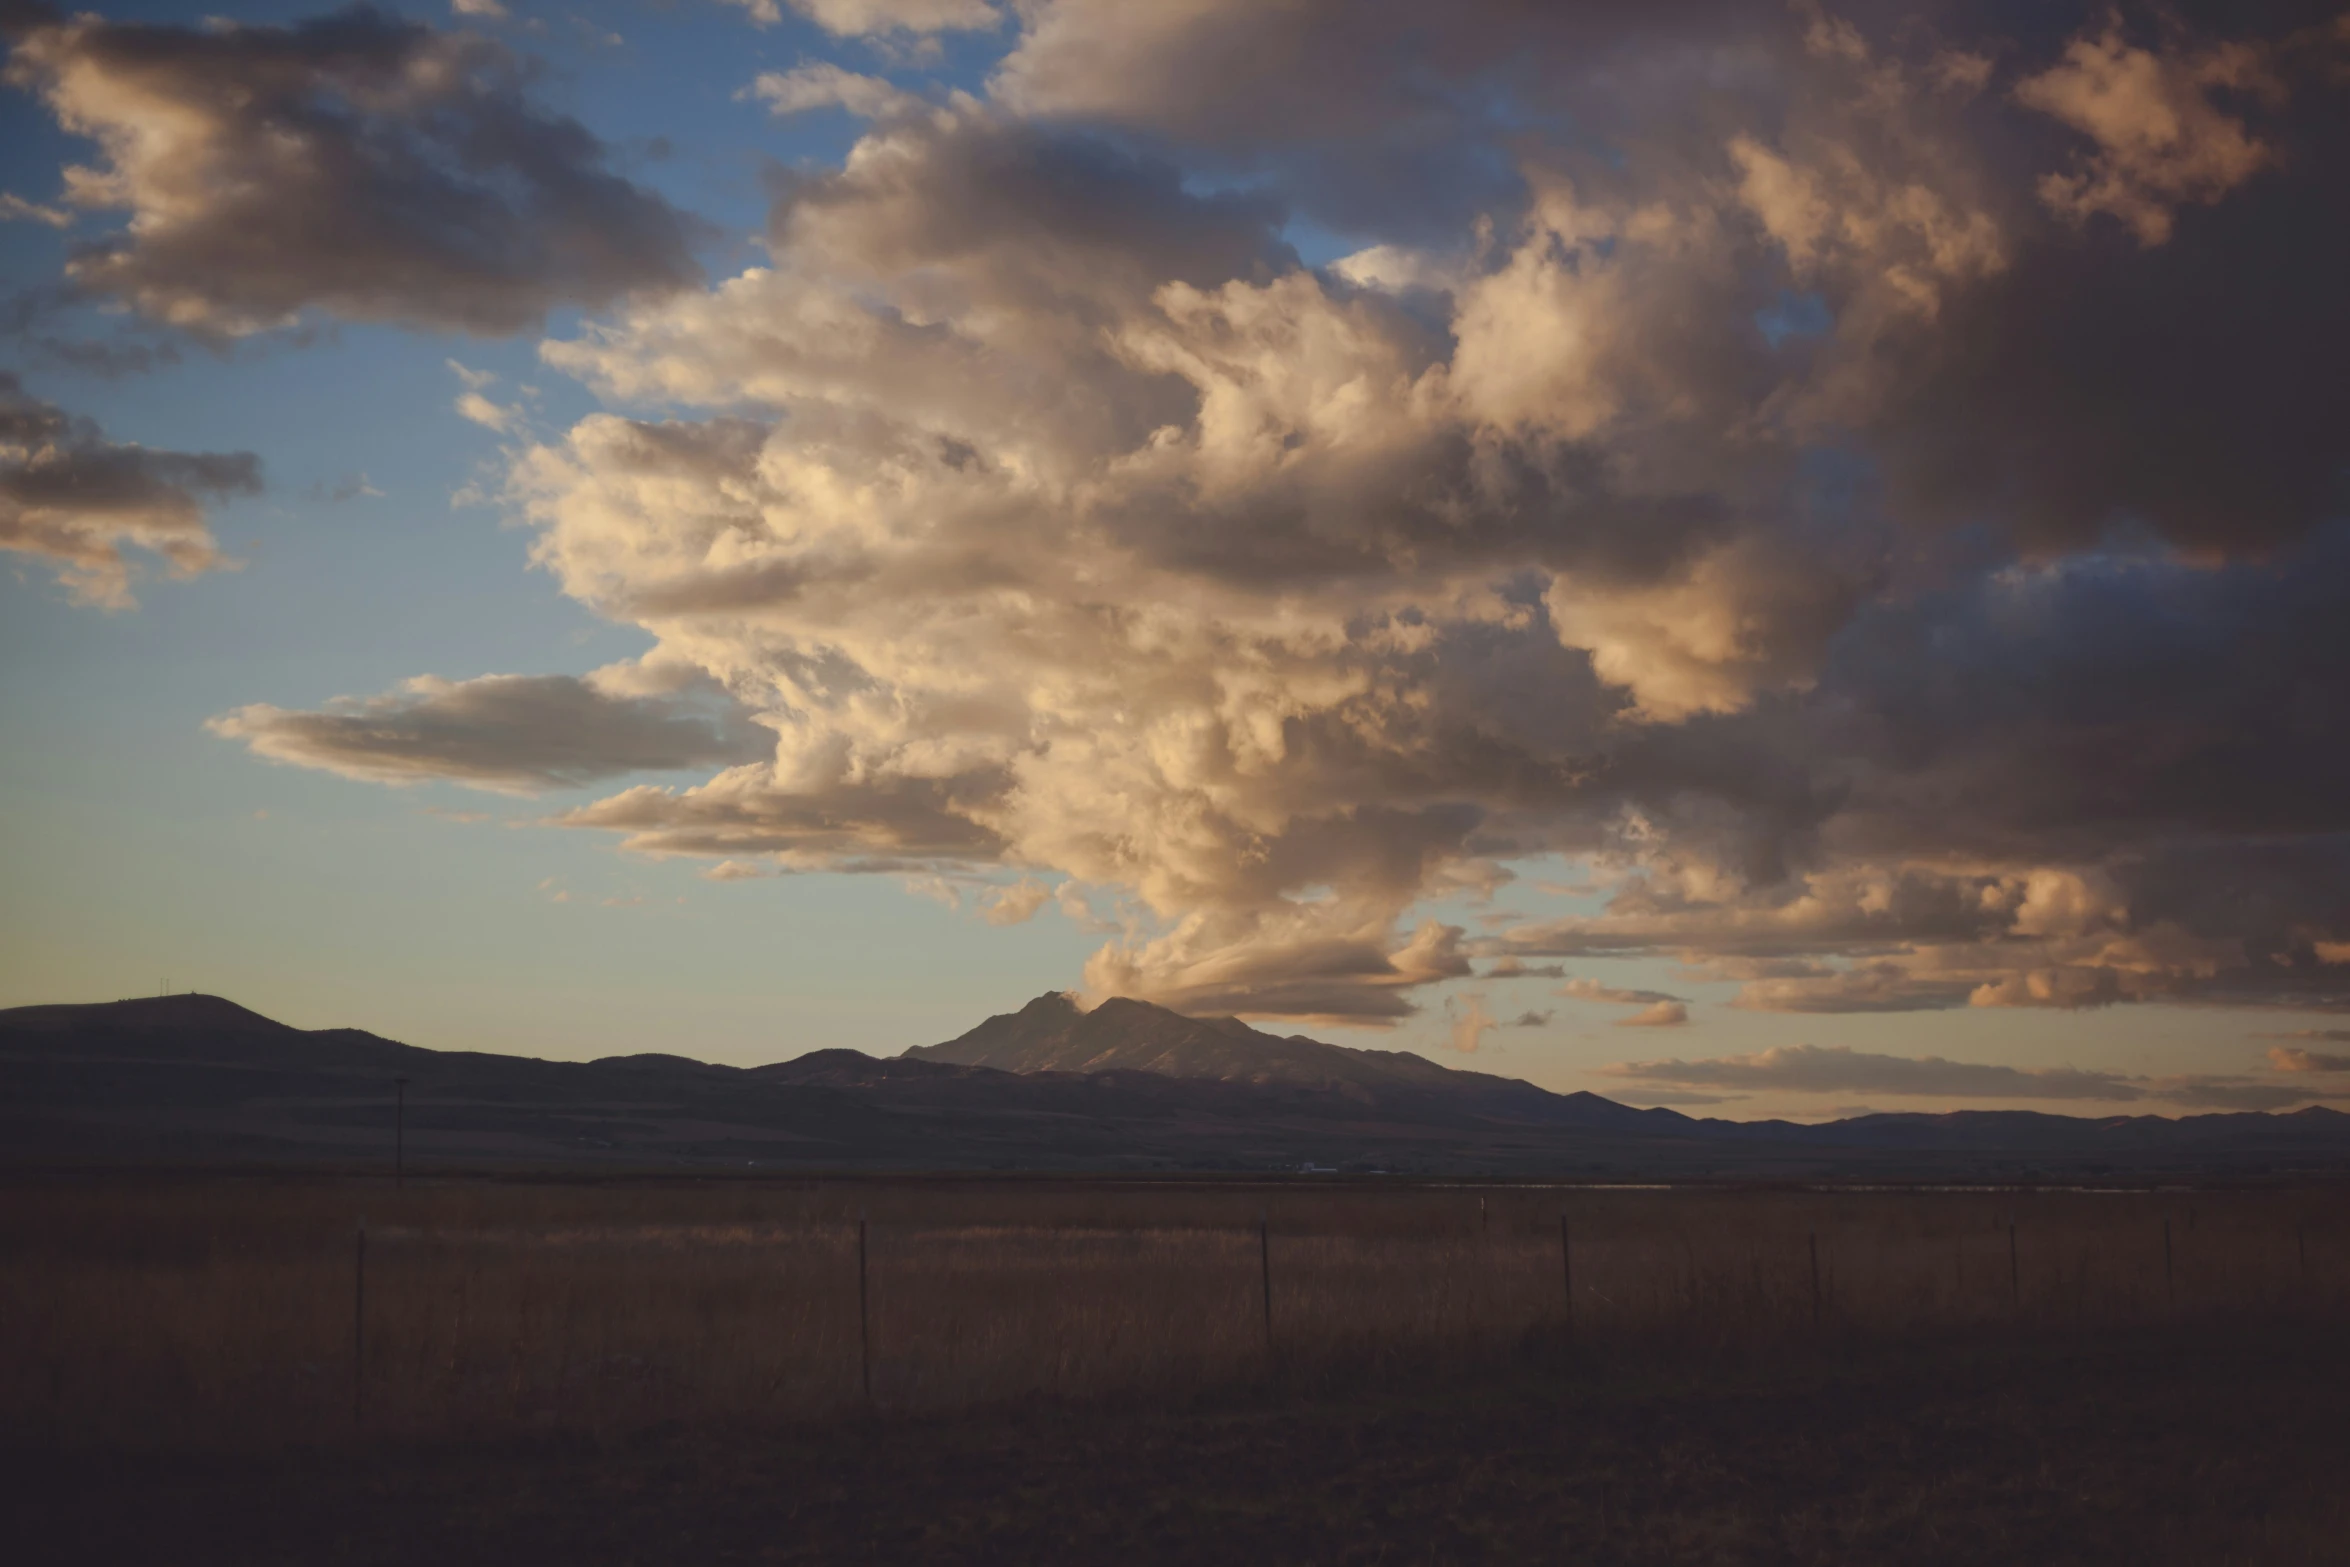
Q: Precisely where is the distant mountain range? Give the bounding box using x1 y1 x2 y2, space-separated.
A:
6 991 2347 1176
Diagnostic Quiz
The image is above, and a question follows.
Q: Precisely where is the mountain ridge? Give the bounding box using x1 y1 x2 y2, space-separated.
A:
5 992 2346 1172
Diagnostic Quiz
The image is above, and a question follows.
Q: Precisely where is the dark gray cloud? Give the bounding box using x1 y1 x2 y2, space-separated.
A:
0 371 258 605
208 670 766 794
1871 9 2350 562
3 4 700 336
1492 523 2350 1013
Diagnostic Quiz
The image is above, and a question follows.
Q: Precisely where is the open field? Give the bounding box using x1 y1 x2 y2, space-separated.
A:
11 1326 2350 1565
5 1175 2343 1454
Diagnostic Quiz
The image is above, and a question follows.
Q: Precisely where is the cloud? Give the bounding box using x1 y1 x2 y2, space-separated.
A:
1559 979 1686 1008
0 372 259 606
1484 958 1565 979
0 191 70 226
2152 1076 2319 1112
1602 1044 2330 1110
2269 1045 2350 1074
455 392 522 433
2017 23 2278 245
982 876 1052 926
1600 1044 2145 1101
204 3 2350 1031
4 5 699 336
309 473 385 503
1506 1009 1552 1028
719 0 995 34
550 768 1009 864
1444 992 1497 1054
1617 1001 1689 1028
744 63 919 119
207 666 767 794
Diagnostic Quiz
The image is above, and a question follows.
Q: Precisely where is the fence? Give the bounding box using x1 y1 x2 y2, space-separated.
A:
4 1180 2342 1451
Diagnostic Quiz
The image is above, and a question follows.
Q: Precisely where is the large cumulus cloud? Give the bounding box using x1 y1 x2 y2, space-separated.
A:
207 1 2350 1024
2 2 700 335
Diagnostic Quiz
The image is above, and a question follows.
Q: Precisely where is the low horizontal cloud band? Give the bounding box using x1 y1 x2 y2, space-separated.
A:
1601 1043 2323 1111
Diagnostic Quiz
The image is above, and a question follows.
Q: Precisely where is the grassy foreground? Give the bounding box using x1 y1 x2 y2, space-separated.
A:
10 1328 2347 1566
10 1177 2340 1450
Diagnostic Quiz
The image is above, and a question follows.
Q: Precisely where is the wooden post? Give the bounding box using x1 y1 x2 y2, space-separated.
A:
857 1211 872 1408
1808 1232 1821 1327
352 1219 367 1428
1560 1216 1574 1340
2009 1222 2020 1314
1479 1196 1488 1239
1258 1211 1274 1359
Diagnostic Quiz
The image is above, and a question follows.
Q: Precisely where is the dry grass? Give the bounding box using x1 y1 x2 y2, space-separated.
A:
4 1175 2342 1452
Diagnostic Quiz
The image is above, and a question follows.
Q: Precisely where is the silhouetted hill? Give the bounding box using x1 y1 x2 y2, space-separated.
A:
6 992 2348 1175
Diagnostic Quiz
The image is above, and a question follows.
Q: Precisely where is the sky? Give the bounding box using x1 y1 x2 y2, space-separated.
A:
3 0 2348 1122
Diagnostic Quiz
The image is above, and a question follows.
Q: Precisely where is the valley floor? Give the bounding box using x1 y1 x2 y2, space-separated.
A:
10 1328 2345 1566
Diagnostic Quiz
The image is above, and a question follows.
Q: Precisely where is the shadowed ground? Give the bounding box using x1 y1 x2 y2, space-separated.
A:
11 1329 2345 1565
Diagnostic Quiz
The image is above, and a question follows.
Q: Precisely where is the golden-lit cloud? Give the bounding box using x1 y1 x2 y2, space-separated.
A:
2017 24 2278 244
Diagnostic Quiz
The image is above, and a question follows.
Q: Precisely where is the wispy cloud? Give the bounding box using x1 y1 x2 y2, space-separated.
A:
1601 1044 2329 1110
1602 1045 2145 1101
2268 1045 2350 1074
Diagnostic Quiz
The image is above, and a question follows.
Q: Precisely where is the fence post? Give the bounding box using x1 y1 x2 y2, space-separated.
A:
1808 1232 1821 1327
1259 1211 1275 1360
857 1210 872 1409
1560 1216 1574 1342
353 1218 367 1429
2009 1222 2020 1315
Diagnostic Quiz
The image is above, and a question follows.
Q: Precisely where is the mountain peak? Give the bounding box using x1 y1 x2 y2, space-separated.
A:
905 991 1630 1126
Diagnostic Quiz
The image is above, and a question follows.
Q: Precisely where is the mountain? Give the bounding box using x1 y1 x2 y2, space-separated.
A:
6 992 2348 1176
908 992 2350 1161
907 992 1692 1133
